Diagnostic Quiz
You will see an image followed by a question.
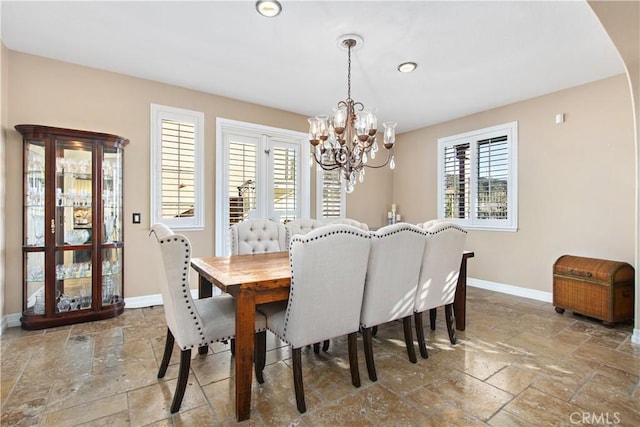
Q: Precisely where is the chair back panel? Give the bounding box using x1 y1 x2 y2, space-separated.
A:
285 218 325 248
230 218 286 255
151 224 205 349
361 223 427 327
415 222 467 313
283 224 371 347
330 218 369 231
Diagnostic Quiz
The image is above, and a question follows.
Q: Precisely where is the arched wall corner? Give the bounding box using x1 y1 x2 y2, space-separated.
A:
589 1 640 343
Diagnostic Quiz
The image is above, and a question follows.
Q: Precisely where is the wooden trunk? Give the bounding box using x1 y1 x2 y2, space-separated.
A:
553 255 634 327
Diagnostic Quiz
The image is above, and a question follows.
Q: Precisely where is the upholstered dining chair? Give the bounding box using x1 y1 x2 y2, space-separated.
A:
414 221 467 358
284 217 329 352
230 218 286 255
258 224 371 413
150 224 267 413
416 219 446 330
284 218 325 248
330 217 369 231
359 223 427 381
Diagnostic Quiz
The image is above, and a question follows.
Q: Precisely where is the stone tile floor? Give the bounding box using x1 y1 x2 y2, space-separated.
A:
1 287 639 426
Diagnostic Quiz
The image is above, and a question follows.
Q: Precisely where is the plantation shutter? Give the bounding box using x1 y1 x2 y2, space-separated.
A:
161 119 195 218
476 135 508 220
321 169 343 219
442 142 470 220
228 141 257 225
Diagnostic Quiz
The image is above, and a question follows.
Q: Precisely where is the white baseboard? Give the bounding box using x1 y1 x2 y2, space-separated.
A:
467 277 553 303
0 290 201 333
632 329 640 345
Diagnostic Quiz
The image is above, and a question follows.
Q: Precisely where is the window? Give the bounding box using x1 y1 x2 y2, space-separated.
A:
150 104 204 229
437 121 518 231
316 167 345 220
215 118 309 255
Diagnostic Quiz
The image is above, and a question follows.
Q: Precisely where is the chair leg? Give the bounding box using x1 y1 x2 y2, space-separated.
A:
158 328 174 379
292 347 306 413
402 316 417 363
313 342 320 353
445 303 457 345
347 332 361 388
230 338 235 356
414 312 428 359
254 331 266 384
372 325 378 336
322 340 330 352
362 326 377 382
170 349 191 413
430 308 437 330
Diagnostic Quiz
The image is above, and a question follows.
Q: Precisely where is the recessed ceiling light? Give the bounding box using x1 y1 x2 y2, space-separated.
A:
397 62 417 73
256 0 282 17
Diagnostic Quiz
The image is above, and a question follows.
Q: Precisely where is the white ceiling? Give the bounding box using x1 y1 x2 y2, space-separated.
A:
1 0 624 133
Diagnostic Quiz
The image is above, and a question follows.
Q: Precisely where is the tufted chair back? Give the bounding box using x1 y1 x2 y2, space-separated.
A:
330 218 369 231
151 224 205 350
415 222 468 313
230 218 287 255
416 219 444 231
285 218 325 248
359 223 426 380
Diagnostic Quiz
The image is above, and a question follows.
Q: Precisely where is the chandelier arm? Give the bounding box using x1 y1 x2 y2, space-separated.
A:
362 150 393 169
312 150 344 171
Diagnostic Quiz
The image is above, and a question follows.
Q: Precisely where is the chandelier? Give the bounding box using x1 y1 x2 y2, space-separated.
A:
308 34 397 193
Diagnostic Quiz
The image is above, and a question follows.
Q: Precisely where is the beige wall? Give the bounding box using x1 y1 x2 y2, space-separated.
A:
1 41 7 322
589 0 640 338
3 51 391 316
394 74 635 293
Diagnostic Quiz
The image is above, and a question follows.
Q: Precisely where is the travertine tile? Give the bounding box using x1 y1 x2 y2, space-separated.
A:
2 287 638 426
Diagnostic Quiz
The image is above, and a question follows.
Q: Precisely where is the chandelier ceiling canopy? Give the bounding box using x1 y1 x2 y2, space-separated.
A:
308 34 396 193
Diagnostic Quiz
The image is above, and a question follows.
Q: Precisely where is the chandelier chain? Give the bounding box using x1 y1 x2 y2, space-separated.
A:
347 41 352 101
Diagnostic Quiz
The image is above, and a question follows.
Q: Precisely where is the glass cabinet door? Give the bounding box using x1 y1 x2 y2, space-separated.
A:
24 140 46 314
102 147 124 306
55 143 93 312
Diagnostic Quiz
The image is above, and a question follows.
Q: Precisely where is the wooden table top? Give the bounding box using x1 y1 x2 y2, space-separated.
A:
190 251 291 293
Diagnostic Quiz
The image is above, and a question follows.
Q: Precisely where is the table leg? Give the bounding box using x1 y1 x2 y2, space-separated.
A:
235 288 255 421
197 275 213 355
454 255 469 331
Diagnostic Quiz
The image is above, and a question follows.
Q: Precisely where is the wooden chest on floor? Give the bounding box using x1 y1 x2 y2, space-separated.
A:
553 255 634 327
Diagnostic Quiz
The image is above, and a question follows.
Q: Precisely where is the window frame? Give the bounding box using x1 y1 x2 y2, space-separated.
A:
437 121 518 231
150 103 205 230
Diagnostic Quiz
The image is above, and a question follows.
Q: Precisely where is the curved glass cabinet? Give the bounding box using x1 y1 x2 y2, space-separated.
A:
17 125 129 329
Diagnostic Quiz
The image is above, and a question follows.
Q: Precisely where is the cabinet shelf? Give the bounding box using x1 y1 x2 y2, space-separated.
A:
17 124 129 330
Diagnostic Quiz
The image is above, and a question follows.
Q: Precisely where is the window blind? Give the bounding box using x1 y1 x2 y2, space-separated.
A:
228 141 257 225
477 135 508 219
161 119 195 218
321 169 342 218
443 142 470 219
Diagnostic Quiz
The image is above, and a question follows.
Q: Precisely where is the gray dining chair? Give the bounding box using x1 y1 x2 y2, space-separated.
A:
359 223 427 381
258 224 371 413
150 223 267 413
414 221 467 358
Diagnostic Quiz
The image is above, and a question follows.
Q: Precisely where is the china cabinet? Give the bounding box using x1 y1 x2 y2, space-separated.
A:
16 125 129 329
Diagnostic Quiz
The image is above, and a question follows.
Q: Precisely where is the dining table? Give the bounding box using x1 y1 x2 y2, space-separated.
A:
190 250 474 421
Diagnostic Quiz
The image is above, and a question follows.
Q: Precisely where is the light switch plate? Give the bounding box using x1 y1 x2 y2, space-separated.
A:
132 213 141 224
